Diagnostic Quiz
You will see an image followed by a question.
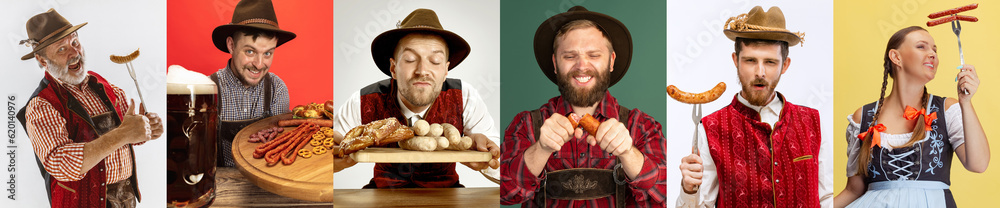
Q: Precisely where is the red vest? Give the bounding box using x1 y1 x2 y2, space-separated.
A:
359 78 464 188
20 72 138 208
703 95 820 208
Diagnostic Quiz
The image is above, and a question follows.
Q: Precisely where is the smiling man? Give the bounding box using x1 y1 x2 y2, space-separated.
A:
209 0 296 167
16 9 163 208
500 6 667 207
331 8 500 188
676 6 832 208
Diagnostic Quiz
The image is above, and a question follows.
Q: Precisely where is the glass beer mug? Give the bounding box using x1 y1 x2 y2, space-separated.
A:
166 65 218 207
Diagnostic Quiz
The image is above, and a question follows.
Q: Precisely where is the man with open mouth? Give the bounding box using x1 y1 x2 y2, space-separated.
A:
16 9 164 208
330 8 501 188
676 6 832 208
500 6 667 207
209 0 296 167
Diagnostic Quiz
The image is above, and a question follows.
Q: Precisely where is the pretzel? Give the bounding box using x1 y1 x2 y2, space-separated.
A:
298 149 313 158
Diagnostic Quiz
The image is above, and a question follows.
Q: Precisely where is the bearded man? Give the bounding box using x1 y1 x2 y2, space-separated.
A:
16 9 163 208
676 6 832 208
500 6 667 207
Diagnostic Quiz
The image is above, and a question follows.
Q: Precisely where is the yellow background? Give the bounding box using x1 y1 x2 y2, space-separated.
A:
834 1 1000 206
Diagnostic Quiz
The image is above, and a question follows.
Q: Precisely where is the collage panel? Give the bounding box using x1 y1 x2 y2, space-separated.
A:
832 1 1000 207
332 0 502 206
500 0 667 207
666 1 834 207
2 1 168 207
166 0 333 206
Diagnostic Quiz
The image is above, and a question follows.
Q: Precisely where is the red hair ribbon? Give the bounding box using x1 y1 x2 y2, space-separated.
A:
857 124 886 148
904 106 936 131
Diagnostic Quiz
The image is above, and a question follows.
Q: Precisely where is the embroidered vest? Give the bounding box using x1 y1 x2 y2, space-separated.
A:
857 95 955 207
16 72 140 208
703 95 821 208
359 78 464 188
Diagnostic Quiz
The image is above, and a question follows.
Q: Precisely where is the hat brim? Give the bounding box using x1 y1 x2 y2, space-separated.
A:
371 28 470 77
212 23 297 53
724 30 801 46
534 10 631 86
22 22 87 60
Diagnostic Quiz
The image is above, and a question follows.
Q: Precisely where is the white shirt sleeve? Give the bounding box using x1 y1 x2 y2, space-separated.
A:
819 124 833 208
676 124 718 208
845 114 863 177
460 80 500 144
945 102 965 149
332 91 363 135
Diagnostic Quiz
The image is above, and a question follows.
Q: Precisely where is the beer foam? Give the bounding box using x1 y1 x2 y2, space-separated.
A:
166 65 217 94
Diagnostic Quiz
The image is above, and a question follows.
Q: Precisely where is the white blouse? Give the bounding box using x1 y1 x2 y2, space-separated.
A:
844 102 964 176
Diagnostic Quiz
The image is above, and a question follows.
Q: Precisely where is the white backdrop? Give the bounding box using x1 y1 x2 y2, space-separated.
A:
332 0 501 188
1 1 166 207
666 1 833 206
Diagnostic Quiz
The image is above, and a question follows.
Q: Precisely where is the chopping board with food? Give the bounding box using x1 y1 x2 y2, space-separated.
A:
339 118 492 163
232 101 336 202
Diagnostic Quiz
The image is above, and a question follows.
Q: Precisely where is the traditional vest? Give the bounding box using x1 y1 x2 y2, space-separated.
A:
702 95 820 208
359 78 464 188
16 72 140 208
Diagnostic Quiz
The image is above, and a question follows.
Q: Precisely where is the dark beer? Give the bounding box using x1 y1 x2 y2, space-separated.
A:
166 67 218 208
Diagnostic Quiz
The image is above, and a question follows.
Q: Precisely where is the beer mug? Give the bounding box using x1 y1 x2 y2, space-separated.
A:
166 65 218 207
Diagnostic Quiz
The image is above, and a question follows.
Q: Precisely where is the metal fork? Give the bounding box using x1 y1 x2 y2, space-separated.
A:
689 104 702 192
691 104 702 155
952 16 969 95
125 61 147 112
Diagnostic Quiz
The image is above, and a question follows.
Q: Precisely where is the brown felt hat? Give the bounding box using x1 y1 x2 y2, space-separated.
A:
724 6 804 46
534 6 631 86
371 8 470 77
20 9 87 60
212 0 296 53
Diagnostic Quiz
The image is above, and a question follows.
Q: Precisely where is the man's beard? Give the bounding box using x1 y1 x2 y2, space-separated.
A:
740 77 779 106
399 77 441 107
45 55 87 85
556 67 611 107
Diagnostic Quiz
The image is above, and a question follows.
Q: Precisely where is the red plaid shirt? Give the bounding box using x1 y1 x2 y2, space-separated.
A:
501 92 667 207
25 75 136 183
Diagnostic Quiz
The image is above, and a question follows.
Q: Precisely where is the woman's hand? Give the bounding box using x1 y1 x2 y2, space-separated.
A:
956 64 980 102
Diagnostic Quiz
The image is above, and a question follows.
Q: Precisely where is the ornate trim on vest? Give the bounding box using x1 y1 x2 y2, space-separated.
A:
22 72 138 207
703 94 821 207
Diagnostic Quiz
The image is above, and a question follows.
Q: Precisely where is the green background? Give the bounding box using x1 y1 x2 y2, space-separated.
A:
500 0 666 206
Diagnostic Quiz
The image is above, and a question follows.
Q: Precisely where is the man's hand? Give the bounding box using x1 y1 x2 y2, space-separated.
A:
334 156 357 173
581 118 633 156
537 113 575 152
119 99 152 144
680 148 703 194
462 133 500 170
139 103 164 140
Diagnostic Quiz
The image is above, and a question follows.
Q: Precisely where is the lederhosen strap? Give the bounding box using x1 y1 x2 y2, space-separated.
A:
210 73 273 167
530 106 632 207
16 78 141 204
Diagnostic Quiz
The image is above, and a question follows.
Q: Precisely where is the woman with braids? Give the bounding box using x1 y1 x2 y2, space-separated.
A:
833 26 990 208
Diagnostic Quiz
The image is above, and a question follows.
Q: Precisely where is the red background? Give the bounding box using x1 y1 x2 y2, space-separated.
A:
167 0 333 106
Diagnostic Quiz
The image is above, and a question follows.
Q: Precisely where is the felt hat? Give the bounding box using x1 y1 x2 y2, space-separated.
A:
723 6 804 46
212 0 297 53
533 6 632 86
20 9 88 60
370 8 470 76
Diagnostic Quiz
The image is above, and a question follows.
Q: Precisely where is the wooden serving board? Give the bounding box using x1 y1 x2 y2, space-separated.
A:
232 113 333 202
350 147 492 163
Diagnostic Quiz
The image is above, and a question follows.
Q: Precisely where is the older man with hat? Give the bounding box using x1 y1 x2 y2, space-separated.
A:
330 8 501 188
676 6 832 208
210 0 296 167
500 6 667 207
15 8 163 208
